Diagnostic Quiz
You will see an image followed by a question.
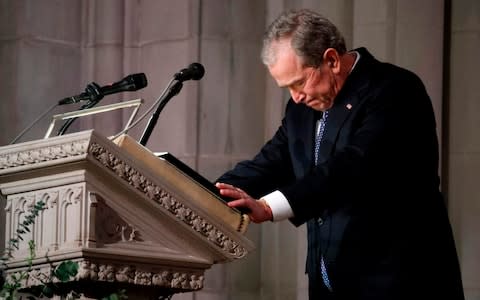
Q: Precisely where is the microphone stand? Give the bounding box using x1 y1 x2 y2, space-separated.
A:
57 82 103 136
139 80 183 146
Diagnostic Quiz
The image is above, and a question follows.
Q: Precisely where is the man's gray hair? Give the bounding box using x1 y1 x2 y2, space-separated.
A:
261 9 347 67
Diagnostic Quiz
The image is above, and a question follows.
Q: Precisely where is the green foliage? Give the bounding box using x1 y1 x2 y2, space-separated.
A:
0 201 46 299
0 200 128 299
101 289 128 300
1 201 46 269
54 261 79 283
23 259 80 298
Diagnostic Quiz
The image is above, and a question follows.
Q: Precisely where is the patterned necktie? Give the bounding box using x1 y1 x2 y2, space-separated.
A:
314 111 328 165
320 256 333 292
314 110 333 292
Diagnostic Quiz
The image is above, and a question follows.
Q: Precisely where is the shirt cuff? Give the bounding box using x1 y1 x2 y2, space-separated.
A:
261 190 294 221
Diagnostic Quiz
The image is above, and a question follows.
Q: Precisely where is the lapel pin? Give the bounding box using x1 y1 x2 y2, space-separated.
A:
346 103 352 110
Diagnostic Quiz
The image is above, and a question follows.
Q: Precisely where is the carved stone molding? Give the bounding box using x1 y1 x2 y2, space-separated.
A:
78 259 204 290
95 198 143 244
0 138 90 169
5 259 204 292
89 142 248 259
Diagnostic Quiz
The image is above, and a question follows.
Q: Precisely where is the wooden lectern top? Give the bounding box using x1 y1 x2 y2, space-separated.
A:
112 133 250 234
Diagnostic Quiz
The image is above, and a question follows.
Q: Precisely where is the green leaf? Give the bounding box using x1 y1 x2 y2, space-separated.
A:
54 261 79 282
101 295 119 300
102 292 128 300
41 284 54 298
101 290 128 300
20 224 31 232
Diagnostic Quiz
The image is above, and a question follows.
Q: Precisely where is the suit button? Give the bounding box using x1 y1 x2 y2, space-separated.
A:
317 217 324 225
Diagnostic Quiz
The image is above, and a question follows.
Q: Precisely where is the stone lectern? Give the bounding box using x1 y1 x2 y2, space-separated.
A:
0 130 253 299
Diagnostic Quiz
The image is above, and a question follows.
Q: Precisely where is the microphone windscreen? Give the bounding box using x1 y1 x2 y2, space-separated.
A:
129 73 148 90
189 63 205 80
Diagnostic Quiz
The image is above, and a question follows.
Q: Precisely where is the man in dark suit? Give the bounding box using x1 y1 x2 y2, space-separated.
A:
216 9 464 300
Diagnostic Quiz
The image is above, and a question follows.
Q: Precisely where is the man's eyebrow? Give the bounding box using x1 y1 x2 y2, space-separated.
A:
278 76 304 88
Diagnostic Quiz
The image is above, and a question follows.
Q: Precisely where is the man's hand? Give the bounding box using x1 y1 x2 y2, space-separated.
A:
215 182 273 223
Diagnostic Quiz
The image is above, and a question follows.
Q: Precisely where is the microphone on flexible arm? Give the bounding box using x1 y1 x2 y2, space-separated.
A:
174 63 205 82
139 63 205 146
58 73 148 105
56 73 148 136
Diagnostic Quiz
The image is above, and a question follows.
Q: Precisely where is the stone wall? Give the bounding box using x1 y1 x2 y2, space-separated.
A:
1 0 479 299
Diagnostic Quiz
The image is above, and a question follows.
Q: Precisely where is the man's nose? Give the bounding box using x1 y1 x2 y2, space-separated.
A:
290 89 305 103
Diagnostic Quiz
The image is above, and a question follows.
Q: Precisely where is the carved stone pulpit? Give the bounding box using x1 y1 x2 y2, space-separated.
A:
0 130 254 299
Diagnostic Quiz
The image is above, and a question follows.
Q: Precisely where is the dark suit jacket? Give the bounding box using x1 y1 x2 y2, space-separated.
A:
218 48 464 299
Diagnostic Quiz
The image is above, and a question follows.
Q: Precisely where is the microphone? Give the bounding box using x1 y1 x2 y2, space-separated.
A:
139 63 205 146
58 73 148 105
174 63 205 82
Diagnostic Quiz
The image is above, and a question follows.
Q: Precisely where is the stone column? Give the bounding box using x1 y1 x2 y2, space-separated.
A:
0 0 83 144
448 1 480 299
353 0 445 141
192 1 267 299
76 0 126 136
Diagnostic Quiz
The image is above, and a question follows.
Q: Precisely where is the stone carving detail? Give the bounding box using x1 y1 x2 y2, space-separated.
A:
76 261 93 280
4 185 89 254
134 271 152 285
75 260 203 290
89 143 248 258
98 264 115 282
95 199 143 244
8 194 40 250
64 186 83 205
44 191 59 209
189 274 204 290
115 266 135 283
0 139 89 169
6 260 204 291
152 271 170 286
171 272 189 289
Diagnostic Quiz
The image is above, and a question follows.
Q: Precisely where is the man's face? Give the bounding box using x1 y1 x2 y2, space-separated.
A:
267 40 337 111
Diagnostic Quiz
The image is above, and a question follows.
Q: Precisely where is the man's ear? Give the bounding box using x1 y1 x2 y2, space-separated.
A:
323 48 341 72
323 48 338 66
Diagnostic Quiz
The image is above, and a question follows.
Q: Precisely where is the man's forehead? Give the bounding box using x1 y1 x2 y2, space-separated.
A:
269 39 295 60
267 41 304 87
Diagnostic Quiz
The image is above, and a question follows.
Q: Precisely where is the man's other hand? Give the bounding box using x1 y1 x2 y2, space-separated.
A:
215 182 273 223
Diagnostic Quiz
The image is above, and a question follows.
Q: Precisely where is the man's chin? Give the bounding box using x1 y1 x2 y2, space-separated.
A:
306 98 333 111
308 102 329 111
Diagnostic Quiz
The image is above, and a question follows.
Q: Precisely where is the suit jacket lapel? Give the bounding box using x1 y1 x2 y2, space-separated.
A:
316 95 359 165
316 49 373 164
294 108 318 177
